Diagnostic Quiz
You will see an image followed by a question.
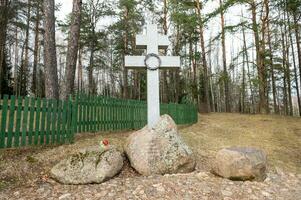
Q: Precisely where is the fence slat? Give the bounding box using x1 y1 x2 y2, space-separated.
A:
7 95 16 148
14 96 23 147
45 99 52 145
0 95 9 148
21 97 29 146
51 99 57 144
40 99 47 145
56 100 62 144
28 97 35 145
61 100 68 144
34 98 41 145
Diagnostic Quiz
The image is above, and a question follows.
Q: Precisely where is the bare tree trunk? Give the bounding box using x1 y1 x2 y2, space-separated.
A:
32 2 40 96
196 0 210 113
266 8 278 114
281 26 289 115
0 0 9 95
122 6 129 99
43 0 59 99
77 46 83 92
292 13 301 108
21 0 31 94
14 25 19 95
288 14 301 116
88 47 95 94
284 14 293 116
250 0 268 114
242 45 246 113
219 0 230 112
208 35 215 112
63 0 82 100
162 0 169 103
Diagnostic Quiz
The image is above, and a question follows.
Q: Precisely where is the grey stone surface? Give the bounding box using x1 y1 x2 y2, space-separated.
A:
212 147 267 181
124 115 196 175
50 147 124 184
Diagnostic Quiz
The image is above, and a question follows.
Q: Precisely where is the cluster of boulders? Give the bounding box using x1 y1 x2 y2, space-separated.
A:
50 115 267 185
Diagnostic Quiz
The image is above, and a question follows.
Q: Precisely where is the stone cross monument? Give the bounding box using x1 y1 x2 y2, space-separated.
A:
125 24 180 128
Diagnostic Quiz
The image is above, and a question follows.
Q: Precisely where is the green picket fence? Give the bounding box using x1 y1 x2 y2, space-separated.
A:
0 95 75 149
0 94 197 149
75 94 198 133
76 94 147 133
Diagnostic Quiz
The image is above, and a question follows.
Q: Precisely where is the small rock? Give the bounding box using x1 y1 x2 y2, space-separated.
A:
221 189 233 196
196 172 209 180
13 191 20 196
261 191 271 197
95 191 107 198
58 193 71 200
36 187 45 194
153 183 166 192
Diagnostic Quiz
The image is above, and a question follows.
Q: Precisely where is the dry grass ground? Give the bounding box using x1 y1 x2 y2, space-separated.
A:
0 113 300 192
182 113 301 174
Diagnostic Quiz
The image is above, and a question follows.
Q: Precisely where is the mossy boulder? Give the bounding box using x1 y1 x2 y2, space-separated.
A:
50 147 124 184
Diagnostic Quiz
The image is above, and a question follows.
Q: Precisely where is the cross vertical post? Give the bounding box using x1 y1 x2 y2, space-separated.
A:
146 24 160 128
125 24 180 128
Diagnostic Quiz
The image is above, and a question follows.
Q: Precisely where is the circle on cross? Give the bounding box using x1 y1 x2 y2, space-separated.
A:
144 53 161 71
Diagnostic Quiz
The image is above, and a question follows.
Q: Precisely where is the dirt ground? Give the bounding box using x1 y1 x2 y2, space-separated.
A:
0 113 300 199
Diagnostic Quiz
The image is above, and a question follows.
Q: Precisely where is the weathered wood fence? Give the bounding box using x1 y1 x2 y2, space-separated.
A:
0 94 198 149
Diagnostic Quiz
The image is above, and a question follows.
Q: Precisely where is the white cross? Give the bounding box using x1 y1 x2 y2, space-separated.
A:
125 24 180 128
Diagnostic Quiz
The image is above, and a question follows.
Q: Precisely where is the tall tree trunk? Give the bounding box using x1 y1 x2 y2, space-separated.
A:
242 44 246 113
281 26 289 115
32 2 40 96
266 8 278 114
21 0 31 95
219 0 230 112
43 0 59 99
162 0 169 103
88 46 95 94
195 0 210 113
0 0 9 95
208 35 215 112
77 46 83 92
250 0 268 114
63 0 82 100
284 14 293 116
292 13 301 110
122 6 129 99
288 14 301 116
190 38 198 103
14 25 19 95
242 26 254 113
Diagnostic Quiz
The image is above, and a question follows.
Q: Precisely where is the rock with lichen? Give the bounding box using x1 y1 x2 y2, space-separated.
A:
212 147 267 181
124 115 196 176
50 147 124 184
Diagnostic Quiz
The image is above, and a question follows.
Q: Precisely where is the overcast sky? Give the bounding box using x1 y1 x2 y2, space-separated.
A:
56 0 73 21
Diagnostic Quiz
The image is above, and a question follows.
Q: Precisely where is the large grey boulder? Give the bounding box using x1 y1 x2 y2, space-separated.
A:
50 147 124 184
124 115 196 176
212 147 267 181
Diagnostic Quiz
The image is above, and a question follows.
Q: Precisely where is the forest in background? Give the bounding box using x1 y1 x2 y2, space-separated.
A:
0 0 300 116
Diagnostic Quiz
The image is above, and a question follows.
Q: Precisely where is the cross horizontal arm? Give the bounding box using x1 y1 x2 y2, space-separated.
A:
125 56 180 69
136 35 170 50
